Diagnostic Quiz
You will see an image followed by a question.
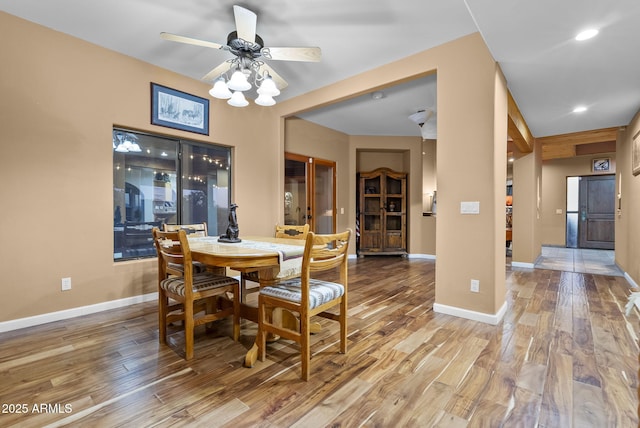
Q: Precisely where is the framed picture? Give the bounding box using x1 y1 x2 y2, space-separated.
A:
633 131 640 176
591 157 611 173
151 83 209 135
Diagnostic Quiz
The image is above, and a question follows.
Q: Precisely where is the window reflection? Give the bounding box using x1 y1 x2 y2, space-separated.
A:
113 128 231 261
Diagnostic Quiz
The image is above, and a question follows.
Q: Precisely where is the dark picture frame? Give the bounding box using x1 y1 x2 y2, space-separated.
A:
591 157 611 173
151 83 209 135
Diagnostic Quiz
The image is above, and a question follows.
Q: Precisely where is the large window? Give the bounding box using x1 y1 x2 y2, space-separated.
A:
113 128 231 261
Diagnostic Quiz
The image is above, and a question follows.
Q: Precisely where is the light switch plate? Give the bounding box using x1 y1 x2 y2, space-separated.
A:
460 201 480 214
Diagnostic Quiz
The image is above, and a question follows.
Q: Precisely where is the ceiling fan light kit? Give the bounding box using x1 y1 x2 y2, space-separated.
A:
227 91 249 107
257 76 280 97
227 69 253 92
161 5 321 108
255 93 276 106
209 77 233 99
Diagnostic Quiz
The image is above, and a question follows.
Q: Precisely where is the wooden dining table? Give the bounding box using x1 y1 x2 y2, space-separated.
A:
187 235 306 367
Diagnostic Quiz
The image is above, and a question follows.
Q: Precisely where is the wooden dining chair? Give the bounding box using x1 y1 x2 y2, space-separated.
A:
240 224 310 301
163 222 208 237
274 224 310 239
162 222 223 275
152 227 240 360
257 229 351 380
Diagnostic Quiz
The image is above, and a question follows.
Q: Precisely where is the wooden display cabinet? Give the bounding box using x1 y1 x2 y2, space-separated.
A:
358 168 407 256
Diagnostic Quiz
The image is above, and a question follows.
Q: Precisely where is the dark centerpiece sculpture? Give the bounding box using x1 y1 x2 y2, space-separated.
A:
218 203 241 243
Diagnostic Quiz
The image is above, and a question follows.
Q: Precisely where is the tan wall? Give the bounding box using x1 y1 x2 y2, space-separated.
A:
357 151 406 172
283 117 351 236
350 136 424 254
1 12 546 323
421 140 437 255
286 121 438 256
276 33 509 316
616 113 640 284
0 13 282 322
512 140 543 264
540 153 617 246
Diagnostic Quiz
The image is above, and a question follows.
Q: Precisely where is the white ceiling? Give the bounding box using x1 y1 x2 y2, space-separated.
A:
2 0 639 140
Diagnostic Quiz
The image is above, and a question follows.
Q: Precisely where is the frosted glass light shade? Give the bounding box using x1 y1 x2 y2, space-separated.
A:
227 70 251 91
209 78 232 99
227 91 249 107
257 76 280 96
255 93 276 106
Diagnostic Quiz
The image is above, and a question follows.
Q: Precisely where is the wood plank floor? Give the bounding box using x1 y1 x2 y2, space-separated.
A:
0 257 638 427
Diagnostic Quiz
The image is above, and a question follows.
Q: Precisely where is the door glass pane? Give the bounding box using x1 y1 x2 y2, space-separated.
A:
314 163 334 234
285 158 307 226
566 176 579 248
566 212 578 248
567 176 579 212
180 143 230 236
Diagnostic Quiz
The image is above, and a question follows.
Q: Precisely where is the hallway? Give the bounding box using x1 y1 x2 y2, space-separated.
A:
534 246 624 276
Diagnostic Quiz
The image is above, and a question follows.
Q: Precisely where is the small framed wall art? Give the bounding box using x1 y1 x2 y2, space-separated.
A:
151 83 209 135
591 157 611 173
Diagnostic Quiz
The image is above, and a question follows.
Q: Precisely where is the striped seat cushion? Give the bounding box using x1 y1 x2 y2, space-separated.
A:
161 273 238 297
168 261 208 274
260 278 344 309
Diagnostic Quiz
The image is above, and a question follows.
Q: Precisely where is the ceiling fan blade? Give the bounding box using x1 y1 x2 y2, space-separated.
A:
261 47 321 62
258 63 288 90
160 32 224 50
202 61 233 82
233 5 257 43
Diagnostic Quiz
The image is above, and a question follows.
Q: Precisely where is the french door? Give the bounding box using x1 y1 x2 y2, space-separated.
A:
284 152 336 234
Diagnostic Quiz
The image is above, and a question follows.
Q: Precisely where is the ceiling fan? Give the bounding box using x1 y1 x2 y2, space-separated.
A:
160 5 321 106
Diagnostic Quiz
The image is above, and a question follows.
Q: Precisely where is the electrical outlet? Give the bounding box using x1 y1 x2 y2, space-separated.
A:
61 277 72 291
470 279 480 293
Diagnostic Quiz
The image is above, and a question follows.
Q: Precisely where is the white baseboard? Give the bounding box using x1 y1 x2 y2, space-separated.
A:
626 272 639 289
349 253 435 260
433 301 507 325
511 261 535 269
407 253 436 260
0 292 158 333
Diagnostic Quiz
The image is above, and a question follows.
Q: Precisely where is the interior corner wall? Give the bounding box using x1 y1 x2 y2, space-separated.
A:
421 139 437 256
0 12 281 323
512 140 543 264
616 111 640 284
283 117 351 237
277 33 510 318
350 135 424 254
491 66 509 312
540 152 617 246
434 41 507 317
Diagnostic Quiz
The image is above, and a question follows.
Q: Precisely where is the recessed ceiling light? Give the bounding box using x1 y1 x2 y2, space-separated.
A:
573 106 587 113
575 29 598 41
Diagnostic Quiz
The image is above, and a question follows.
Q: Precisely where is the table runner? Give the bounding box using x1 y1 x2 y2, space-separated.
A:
190 237 305 279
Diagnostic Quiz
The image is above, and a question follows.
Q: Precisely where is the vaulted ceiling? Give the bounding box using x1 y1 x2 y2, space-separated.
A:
2 0 639 160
